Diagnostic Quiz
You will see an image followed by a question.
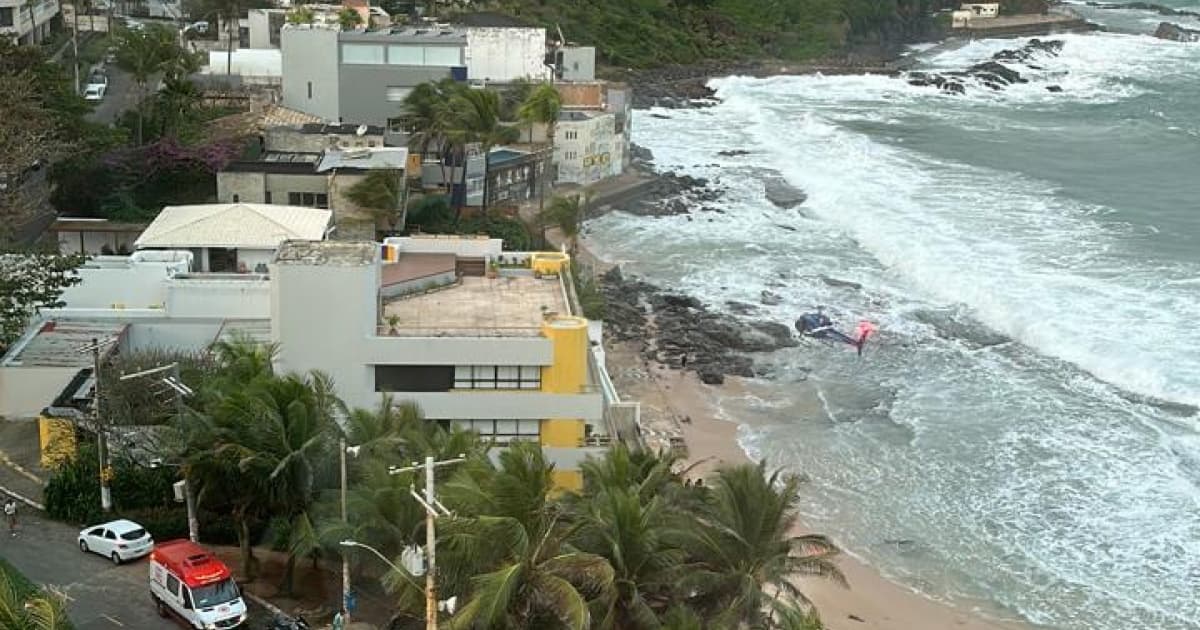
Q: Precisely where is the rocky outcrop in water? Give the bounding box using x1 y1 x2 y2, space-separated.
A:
906 39 1064 94
1154 22 1200 42
1087 2 1200 19
601 267 798 385
614 172 722 218
763 175 808 209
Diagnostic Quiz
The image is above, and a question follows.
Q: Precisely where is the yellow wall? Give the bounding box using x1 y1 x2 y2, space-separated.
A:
551 469 583 493
540 316 588 449
38 416 77 470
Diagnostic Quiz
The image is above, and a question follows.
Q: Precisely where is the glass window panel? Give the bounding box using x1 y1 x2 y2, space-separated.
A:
455 366 472 378
475 381 495 389
520 381 539 390
387 45 423 65
495 419 518 435
473 366 495 379
497 366 519 379
423 46 461 66
518 420 540 435
342 44 384 64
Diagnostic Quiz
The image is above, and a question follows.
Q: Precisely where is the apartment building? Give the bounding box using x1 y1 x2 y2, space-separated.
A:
271 238 615 489
217 147 408 240
1 0 59 45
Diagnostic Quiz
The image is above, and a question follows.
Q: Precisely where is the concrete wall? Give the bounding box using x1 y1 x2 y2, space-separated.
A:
363 336 551 367
60 261 178 310
248 9 284 49
0 0 59 45
217 171 267 203
556 83 604 108
166 276 271 319
0 367 76 419
124 321 225 353
56 229 140 255
338 64 456 126
466 27 547 83
281 26 341 121
385 235 502 258
558 47 595 82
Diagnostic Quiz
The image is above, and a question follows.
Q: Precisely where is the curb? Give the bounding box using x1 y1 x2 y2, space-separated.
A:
243 591 287 619
0 449 46 487
0 484 45 511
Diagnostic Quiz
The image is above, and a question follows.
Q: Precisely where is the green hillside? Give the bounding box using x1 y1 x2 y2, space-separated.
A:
472 0 952 68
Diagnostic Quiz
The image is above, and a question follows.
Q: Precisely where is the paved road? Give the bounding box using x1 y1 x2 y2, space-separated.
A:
0 510 272 629
87 65 141 125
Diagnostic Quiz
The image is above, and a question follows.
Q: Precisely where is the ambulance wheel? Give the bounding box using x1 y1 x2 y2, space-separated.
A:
155 597 170 618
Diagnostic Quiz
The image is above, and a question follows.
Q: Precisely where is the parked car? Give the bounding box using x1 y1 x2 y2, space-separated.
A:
84 84 107 101
78 519 154 563
186 20 209 34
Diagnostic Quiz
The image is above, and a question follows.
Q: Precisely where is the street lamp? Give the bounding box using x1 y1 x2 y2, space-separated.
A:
389 455 465 630
118 362 199 542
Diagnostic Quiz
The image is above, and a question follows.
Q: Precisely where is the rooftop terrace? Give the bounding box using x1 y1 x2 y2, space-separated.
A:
1 320 126 368
381 275 568 337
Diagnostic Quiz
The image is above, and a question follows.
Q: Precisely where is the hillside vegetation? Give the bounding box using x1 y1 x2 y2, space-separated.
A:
480 0 954 67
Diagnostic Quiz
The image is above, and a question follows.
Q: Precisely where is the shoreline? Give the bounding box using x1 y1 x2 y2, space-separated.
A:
601 339 1026 630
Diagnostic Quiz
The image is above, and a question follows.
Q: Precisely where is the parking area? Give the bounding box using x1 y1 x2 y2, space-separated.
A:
0 510 271 629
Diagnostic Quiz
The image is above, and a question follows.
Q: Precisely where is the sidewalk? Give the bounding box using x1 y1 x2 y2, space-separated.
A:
0 420 47 507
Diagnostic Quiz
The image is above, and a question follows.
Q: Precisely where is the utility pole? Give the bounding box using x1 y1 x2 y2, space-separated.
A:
173 363 199 543
390 455 465 630
87 338 113 512
340 437 349 624
71 4 80 94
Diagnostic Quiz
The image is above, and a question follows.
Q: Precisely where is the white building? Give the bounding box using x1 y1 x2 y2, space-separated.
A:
0 0 59 45
465 27 548 83
2 235 638 490
554 110 622 185
135 203 333 273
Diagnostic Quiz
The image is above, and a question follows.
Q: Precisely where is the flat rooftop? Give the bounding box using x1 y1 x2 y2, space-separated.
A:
381 275 567 337
2 320 126 368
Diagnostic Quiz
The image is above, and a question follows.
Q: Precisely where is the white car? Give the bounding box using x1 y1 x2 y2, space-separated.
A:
78 519 154 564
84 84 106 101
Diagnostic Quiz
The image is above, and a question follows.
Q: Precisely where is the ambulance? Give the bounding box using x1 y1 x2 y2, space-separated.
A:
149 540 248 628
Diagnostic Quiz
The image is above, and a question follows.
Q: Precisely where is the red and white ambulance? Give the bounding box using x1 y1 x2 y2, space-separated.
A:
149 540 248 629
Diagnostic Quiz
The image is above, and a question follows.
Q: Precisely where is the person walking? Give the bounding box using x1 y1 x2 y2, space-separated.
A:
4 499 17 537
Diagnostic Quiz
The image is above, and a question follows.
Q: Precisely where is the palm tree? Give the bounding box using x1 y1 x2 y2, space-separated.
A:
538 193 586 254
210 371 343 594
573 488 687 629
401 79 460 200
336 7 362 30
426 443 614 629
518 83 561 212
681 462 845 627
446 87 520 217
112 24 180 144
518 82 562 146
579 443 684 503
344 169 405 235
0 569 71 629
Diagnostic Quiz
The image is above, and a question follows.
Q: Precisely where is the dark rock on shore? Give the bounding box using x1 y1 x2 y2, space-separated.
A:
601 267 798 385
821 276 863 291
763 175 808 209
760 290 783 306
615 171 723 218
1154 21 1200 42
717 149 751 157
1046 84 1063 92
906 39 1062 94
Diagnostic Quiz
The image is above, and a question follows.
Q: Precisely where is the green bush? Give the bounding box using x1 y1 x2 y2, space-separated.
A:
45 443 179 526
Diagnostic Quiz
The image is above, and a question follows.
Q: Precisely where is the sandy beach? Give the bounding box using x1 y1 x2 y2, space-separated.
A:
603 339 1024 630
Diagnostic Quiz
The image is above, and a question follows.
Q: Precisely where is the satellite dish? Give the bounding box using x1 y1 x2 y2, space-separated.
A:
356 124 368 136
438 596 458 615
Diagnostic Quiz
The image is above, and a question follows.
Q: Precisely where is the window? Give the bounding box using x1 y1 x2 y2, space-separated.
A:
307 81 312 99
387 45 423 65
454 365 541 390
287 192 329 208
451 419 540 443
375 365 453 392
564 131 577 140
120 528 147 541
342 43 385 64
103 529 117 540
264 191 272 204
0 8 13 27
232 194 239 202
423 46 461 66
166 575 180 596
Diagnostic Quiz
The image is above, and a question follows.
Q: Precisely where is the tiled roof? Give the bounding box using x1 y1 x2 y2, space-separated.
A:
135 203 331 250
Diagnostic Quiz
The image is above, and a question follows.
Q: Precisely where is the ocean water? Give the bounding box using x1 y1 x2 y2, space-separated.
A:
585 11 1200 630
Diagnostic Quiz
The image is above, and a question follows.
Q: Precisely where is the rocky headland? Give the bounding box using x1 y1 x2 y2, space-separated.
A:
599 267 797 385
1154 21 1200 42
906 38 1065 94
